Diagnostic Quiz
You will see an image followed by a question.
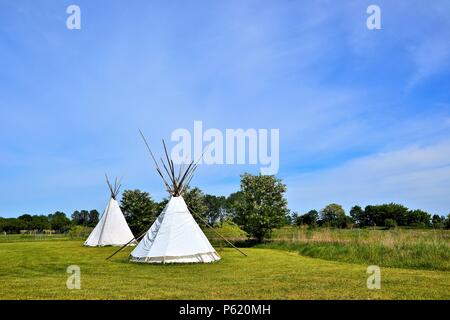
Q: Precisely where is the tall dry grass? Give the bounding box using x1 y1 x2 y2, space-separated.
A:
263 227 450 271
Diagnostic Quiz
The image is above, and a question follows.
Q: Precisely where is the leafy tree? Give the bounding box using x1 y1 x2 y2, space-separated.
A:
302 210 319 227
48 212 71 233
364 205 380 227
291 211 298 224
291 212 299 225
365 203 409 227
0 217 25 233
350 206 365 226
445 214 450 230
384 218 397 229
431 215 445 229
225 191 245 214
407 209 431 228
360 205 375 227
231 173 289 242
284 211 294 225
390 204 409 226
1 215 50 233
71 210 82 225
71 210 89 226
341 215 354 228
183 187 208 225
80 210 90 225
88 210 99 227
203 194 227 225
31 215 50 231
319 204 346 228
120 189 158 235
295 210 319 227
17 214 33 229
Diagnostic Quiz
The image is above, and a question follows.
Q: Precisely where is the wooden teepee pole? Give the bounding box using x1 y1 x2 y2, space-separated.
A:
105 230 146 261
187 205 247 257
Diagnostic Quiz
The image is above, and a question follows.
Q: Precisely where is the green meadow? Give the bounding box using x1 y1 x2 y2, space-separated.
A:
0 228 449 300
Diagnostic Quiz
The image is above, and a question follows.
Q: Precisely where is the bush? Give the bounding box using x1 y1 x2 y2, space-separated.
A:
67 225 93 238
384 219 397 229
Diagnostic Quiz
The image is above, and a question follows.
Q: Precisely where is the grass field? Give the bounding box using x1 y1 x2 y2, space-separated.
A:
0 240 449 299
263 227 450 271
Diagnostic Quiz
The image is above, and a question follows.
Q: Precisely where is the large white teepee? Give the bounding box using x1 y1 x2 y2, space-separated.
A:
130 196 220 263
130 133 220 263
84 176 136 247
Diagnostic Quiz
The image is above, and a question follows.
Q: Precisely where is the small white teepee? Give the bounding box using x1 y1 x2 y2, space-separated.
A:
130 133 220 263
84 176 136 247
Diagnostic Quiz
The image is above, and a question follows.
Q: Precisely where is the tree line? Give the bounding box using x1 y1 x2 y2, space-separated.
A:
291 203 450 229
1 173 449 241
0 210 99 234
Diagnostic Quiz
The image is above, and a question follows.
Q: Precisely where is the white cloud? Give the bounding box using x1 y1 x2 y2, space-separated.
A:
408 38 450 89
286 139 450 215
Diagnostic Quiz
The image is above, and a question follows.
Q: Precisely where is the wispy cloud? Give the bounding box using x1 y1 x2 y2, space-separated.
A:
286 139 450 215
408 38 450 89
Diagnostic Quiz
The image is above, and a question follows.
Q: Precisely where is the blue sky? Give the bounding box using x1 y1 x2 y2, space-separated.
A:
1 0 450 217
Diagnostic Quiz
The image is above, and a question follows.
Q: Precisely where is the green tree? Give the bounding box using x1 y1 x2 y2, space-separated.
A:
431 215 445 229
319 204 346 228
71 210 82 225
48 212 71 233
203 194 227 225
295 210 319 227
183 187 208 225
303 210 319 227
365 203 409 227
231 173 289 242
226 191 245 213
17 214 33 230
80 210 89 225
0 217 24 233
349 205 364 227
284 211 294 225
384 218 397 229
361 205 376 227
31 215 50 231
71 210 89 226
88 210 99 227
407 209 431 228
291 212 299 225
120 189 158 235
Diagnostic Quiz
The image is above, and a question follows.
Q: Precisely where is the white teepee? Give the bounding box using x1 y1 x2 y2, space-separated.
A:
130 133 220 263
84 176 136 247
130 196 220 263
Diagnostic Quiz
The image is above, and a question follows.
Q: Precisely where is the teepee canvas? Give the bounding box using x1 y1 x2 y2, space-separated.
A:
130 196 220 263
84 176 136 247
129 133 220 263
